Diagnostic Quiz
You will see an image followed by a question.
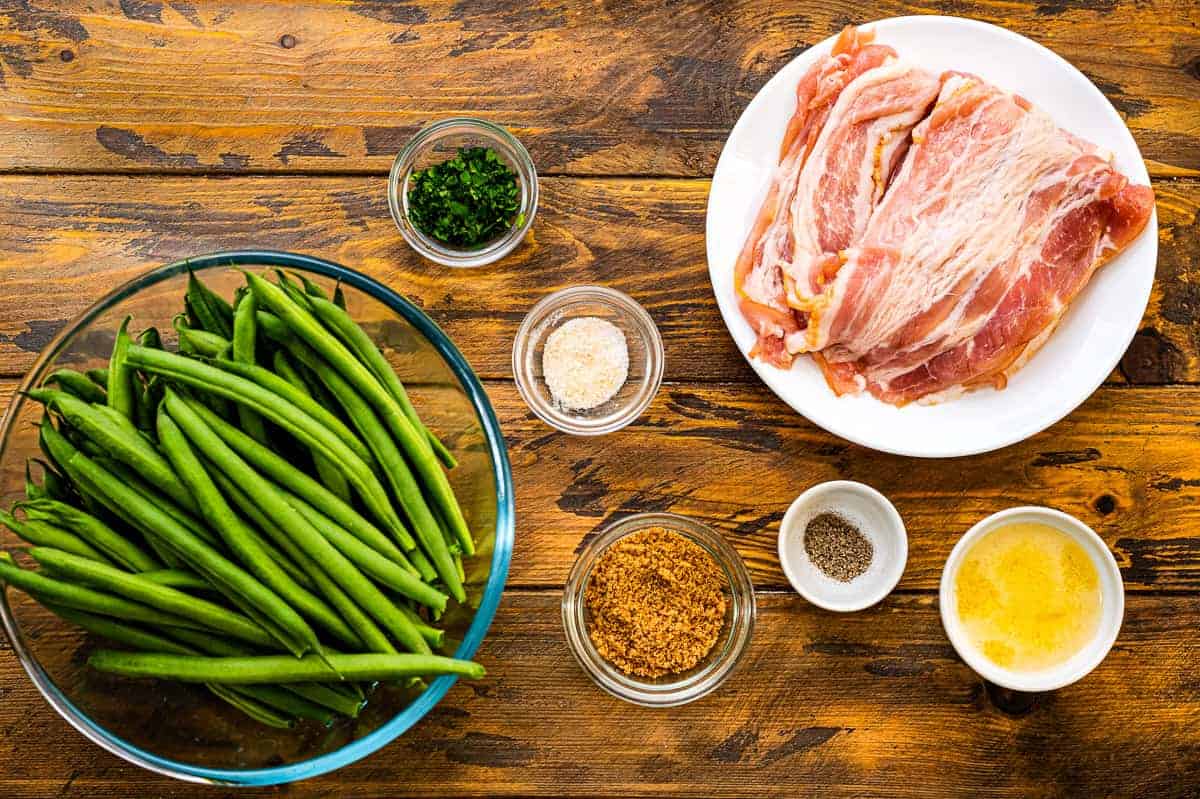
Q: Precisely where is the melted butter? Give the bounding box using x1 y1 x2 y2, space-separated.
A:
954 521 1102 672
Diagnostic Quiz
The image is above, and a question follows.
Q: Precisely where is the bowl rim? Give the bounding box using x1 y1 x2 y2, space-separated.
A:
560 511 756 707
938 505 1124 692
0 249 516 786
387 116 539 268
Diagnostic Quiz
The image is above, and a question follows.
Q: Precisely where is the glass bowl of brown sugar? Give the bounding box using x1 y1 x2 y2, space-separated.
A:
561 512 755 707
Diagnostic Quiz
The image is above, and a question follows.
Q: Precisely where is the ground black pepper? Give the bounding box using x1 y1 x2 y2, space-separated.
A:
804 512 873 582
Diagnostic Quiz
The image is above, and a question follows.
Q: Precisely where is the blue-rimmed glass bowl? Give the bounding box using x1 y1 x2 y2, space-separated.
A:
0 251 514 785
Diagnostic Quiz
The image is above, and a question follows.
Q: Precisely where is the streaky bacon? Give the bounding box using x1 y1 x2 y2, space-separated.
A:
778 57 940 347
733 26 1154 405
810 74 1154 404
734 26 895 367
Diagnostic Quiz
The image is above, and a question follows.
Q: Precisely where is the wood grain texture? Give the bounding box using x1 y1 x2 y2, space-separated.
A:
0 1 1197 177
1 2 1198 796
4 376 1200 592
0 175 1195 382
490 380 1200 593
0 591 1196 798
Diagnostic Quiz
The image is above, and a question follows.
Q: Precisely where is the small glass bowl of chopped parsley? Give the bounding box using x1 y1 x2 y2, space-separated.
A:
389 118 538 268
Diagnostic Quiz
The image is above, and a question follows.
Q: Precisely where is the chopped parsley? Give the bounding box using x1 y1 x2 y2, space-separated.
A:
406 146 524 249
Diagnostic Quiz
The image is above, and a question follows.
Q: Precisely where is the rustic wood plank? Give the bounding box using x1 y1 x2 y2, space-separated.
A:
0 591 1194 798
4 376 1200 592
0 175 1195 382
0 1 1196 177
498 381 1200 593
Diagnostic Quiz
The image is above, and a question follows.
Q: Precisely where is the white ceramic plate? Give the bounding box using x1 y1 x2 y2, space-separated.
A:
706 15 1157 458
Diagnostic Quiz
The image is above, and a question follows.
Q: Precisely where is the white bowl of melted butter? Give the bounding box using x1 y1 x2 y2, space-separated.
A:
940 507 1124 692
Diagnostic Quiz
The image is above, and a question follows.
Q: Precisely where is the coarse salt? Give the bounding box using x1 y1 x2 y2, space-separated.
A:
542 316 629 411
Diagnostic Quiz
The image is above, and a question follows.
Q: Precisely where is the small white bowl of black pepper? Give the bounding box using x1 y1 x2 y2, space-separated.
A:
777 481 907 612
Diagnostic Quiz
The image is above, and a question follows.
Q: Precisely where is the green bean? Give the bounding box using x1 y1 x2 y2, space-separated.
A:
164 392 428 655
52 607 314 723
17 498 159 571
90 650 484 683
26 388 200 515
61 460 186 570
274 331 462 601
284 491 446 612
137 569 214 592
114 502 302 652
0 508 109 563
48 425 313 655
46 602 307 725
170 640 342 723
45 368 106 404
133 328 167 433
163 627 363 717
24 462 47 502
43 602 300 726
95 453 298 579
278 682 363 718
107 316 136 420
51 601 304 727
137 326 164 350
182 394 412 566
162 626 250 656
243 526 315 591
158 402 353 648
133 379 154 432
44 603 194 654
272 351 352 503
174 318 231 359
208 684 296 728
298 274 329 301
248 273 472 557
406 545 438 583
86 368 109 390
276 271 313 308
29 547 284 650
0 556 207 631
206 355 374 467
136 329 167 419
210 468 381 653
307 293 457 469
125 346 403 535
36 461 75 503
231 292 271 446
92 457 218 547
397 603 445 649
187 270 233 338
37 420 152 558
37 415 67 473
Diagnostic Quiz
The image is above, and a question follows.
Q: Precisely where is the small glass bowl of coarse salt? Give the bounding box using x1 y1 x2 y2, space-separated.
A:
512 285 664 435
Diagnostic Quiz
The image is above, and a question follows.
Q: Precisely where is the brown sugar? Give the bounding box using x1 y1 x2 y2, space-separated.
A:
583 527 728 678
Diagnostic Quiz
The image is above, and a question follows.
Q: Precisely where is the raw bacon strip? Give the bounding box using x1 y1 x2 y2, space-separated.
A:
813 75 1155 404
778 58 940 343
734 26 894 367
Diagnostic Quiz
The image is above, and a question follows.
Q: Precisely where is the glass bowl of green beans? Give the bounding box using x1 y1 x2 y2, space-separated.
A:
388 117 539 268
0 250 514 785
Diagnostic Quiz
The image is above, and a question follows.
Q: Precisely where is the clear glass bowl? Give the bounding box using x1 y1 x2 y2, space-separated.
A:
0 251 515 785
388 117 538 268
512 286 664 435
562 513 755 707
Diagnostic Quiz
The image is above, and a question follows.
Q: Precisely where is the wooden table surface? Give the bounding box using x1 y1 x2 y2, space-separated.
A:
1 1 1199 796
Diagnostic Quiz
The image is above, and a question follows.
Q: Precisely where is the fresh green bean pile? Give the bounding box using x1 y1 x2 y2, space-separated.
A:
0 269 485 730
